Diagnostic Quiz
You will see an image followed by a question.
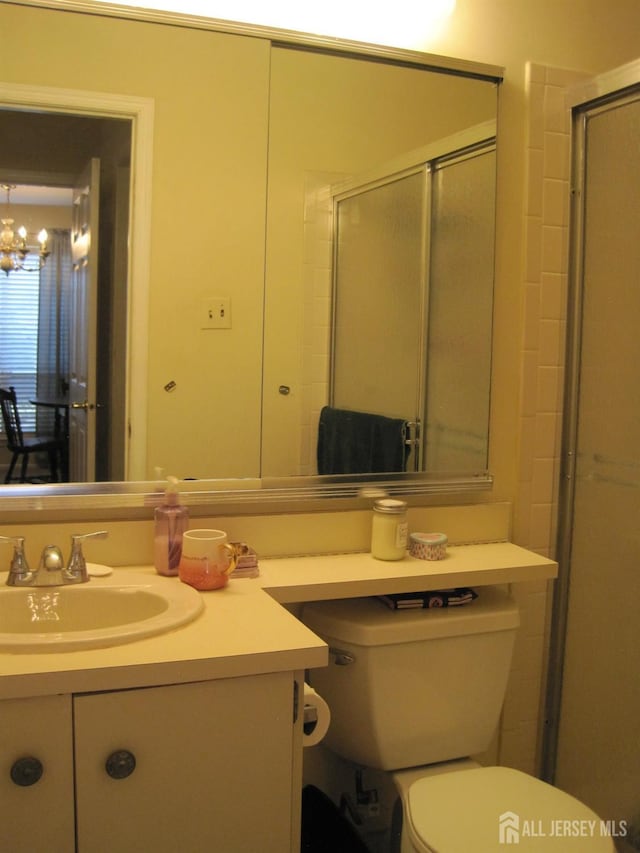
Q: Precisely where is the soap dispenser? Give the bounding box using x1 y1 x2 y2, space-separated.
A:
154 476 189 576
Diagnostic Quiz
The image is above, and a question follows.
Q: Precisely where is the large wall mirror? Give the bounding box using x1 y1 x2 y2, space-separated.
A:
0 4 501 515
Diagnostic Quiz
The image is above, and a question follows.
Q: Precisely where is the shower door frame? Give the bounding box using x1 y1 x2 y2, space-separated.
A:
328 126 497 475
542 59 640 784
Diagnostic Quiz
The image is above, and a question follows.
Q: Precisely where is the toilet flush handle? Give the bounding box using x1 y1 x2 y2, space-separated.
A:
329 646 356 666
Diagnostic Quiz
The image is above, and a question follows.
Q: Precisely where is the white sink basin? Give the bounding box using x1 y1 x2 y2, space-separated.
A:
0 571 204 652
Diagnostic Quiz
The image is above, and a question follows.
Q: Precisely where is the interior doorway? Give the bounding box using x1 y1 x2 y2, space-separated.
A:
0 109 131 480
0 82 153 482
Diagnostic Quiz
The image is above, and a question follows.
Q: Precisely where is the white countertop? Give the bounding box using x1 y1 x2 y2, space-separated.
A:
0 543 556 701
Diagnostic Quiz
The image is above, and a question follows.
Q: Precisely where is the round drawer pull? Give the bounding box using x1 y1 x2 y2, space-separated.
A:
11 756 44 787
105 749 136 780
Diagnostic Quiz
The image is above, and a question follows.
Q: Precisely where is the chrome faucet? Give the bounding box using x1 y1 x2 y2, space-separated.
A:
0 536 35 586
1 531 108 586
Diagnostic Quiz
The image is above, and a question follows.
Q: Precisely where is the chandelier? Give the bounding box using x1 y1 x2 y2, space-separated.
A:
0 184 49 276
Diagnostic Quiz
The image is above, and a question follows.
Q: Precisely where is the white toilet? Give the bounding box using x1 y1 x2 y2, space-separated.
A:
302 587 614 852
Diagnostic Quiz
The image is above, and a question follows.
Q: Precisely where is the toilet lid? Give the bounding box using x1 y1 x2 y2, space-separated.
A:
406 766 615 853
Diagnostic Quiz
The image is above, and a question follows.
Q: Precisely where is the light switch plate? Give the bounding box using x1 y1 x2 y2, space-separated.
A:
201 297 231 329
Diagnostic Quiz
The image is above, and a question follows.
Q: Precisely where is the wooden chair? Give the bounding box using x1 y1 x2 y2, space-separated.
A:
0 386 64 483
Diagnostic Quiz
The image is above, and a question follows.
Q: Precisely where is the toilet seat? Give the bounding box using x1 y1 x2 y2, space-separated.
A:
404 766 615 852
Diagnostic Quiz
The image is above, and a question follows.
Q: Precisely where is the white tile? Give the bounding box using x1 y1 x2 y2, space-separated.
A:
525 215 543 283
543 131 570 180
521 351 540 418
527 148 544 216
532 457 555 504
541 225 565 275
536 365 562 413
544 83 570 134
523 283 541 350
540 272 566 320
543 177 569 227
538 318 562 366
534 412 558 458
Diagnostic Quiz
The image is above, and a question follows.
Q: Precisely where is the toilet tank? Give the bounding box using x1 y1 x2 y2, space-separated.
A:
301 586 519 771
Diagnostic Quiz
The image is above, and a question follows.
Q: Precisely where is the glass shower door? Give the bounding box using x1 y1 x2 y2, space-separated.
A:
330 139 496 475
425 146 495 472
551 84 640 828
331 168 428 470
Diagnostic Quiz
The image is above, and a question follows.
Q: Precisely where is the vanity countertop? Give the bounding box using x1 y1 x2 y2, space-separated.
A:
0 542 556 701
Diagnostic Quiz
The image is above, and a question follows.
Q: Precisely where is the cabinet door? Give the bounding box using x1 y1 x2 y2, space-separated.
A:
74 672 295 853
0 694 75 853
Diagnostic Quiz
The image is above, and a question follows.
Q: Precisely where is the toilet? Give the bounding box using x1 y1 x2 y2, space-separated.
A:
301 587 614 852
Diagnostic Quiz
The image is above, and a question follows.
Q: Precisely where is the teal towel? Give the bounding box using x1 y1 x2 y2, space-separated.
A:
317 406 408 475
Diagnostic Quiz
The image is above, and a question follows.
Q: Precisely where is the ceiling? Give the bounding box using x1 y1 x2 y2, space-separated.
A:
2 184 73 206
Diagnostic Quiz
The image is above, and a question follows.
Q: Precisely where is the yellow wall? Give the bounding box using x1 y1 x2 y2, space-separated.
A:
5 203 71 232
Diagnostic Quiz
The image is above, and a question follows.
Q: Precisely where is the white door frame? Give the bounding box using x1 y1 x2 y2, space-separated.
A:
0 82 154 481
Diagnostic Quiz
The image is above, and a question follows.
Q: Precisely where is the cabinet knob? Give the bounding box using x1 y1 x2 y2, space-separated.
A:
105 749 136 780
10 756 44 787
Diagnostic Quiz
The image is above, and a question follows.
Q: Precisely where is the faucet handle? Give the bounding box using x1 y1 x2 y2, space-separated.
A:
0 535 34 586
65 530 109 583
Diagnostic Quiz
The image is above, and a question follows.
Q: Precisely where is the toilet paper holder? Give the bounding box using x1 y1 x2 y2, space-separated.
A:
303 703 319 736
301 682 331 747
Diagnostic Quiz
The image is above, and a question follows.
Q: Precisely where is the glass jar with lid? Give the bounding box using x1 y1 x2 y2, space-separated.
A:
371 498 408 561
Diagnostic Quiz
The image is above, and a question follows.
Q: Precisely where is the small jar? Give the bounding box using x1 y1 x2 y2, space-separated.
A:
371 498 408 561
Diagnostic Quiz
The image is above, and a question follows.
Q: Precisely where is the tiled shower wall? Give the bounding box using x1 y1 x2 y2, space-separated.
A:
300 172 342 475
502 63 587 774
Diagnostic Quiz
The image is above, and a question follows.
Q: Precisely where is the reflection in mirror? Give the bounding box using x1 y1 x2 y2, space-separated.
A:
0 11 500 511
322 129 495 476
262 45 497 480
0 110 132 484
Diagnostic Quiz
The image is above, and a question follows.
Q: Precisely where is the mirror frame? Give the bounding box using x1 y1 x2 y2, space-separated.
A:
0 472 494 521
2 1 502 521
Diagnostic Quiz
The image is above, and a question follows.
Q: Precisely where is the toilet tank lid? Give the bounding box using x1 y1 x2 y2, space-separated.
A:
301 586 519 646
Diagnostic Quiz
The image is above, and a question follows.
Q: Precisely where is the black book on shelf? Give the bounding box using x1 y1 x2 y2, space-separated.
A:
377 588 478 610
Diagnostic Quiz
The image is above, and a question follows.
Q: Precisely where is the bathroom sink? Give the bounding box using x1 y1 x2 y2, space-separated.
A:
0 572 204 652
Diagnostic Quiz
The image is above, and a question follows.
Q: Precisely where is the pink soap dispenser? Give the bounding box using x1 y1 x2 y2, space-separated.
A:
153 476 189 576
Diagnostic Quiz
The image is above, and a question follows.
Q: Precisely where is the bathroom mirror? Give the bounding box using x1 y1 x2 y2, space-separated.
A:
0 2 501 517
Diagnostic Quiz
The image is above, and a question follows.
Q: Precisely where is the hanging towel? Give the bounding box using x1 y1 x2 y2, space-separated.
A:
317 405 409 475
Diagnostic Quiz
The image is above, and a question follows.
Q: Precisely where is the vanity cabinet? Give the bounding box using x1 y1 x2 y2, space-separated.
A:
0 671 300 853
0 694 75 852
